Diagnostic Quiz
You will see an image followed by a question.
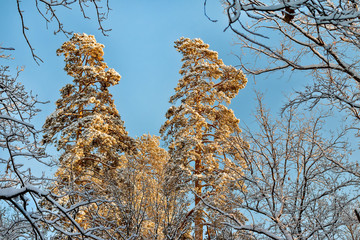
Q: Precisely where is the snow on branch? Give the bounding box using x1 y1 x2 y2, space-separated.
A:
213 0 360 138
0 115 34 128
0 65 106 239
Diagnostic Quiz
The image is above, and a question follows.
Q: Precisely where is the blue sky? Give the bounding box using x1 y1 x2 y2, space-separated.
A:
1 0 303 138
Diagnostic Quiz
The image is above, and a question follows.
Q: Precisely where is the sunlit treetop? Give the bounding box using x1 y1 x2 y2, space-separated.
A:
42 34 137 232
161 37 248 190
162 37 247 153
56 33 120 89
171 37 247 105
43 33 136 172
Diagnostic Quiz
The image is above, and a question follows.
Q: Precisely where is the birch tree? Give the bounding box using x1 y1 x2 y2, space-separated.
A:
42 33 136 235
160 37 248 240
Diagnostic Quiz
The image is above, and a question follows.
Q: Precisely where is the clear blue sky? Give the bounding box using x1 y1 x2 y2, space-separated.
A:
1 0 302 138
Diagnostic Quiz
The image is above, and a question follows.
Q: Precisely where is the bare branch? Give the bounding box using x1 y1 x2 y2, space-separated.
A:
14 0 112 63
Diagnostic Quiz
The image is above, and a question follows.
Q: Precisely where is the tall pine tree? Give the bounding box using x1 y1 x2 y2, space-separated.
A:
43 33 136 231
160 37 248 239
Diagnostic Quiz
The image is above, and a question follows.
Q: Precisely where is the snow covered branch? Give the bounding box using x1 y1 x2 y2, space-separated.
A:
0 65 106 239
199 94 360 238
215 0 360 128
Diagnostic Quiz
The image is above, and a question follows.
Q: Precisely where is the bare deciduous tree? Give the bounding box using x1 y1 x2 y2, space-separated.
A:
201 94 360 239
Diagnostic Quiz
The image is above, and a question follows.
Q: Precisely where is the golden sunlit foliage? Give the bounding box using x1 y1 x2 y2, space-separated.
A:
112 134 169 239
43 33 136 183
41 35 248 239
42 33 136 234
160 37 248 239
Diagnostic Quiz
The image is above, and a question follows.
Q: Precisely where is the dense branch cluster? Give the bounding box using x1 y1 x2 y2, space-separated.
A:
213 95 359 239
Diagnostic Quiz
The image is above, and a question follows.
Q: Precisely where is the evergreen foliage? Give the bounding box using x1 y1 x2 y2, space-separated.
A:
160 37 248 239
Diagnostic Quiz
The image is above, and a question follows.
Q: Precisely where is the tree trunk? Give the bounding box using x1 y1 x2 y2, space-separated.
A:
194 157 203 240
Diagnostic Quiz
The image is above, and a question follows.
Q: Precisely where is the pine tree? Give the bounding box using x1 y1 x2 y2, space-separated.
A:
42 33 136 230
160 37 248 239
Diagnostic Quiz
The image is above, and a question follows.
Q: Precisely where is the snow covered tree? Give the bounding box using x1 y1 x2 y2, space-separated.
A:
96 134 191 239
105 134 169 239
0 58 104 239
160 37 248 239
0 64 46 238
202 94 360 239
217 0 360 226
42 33 136 232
